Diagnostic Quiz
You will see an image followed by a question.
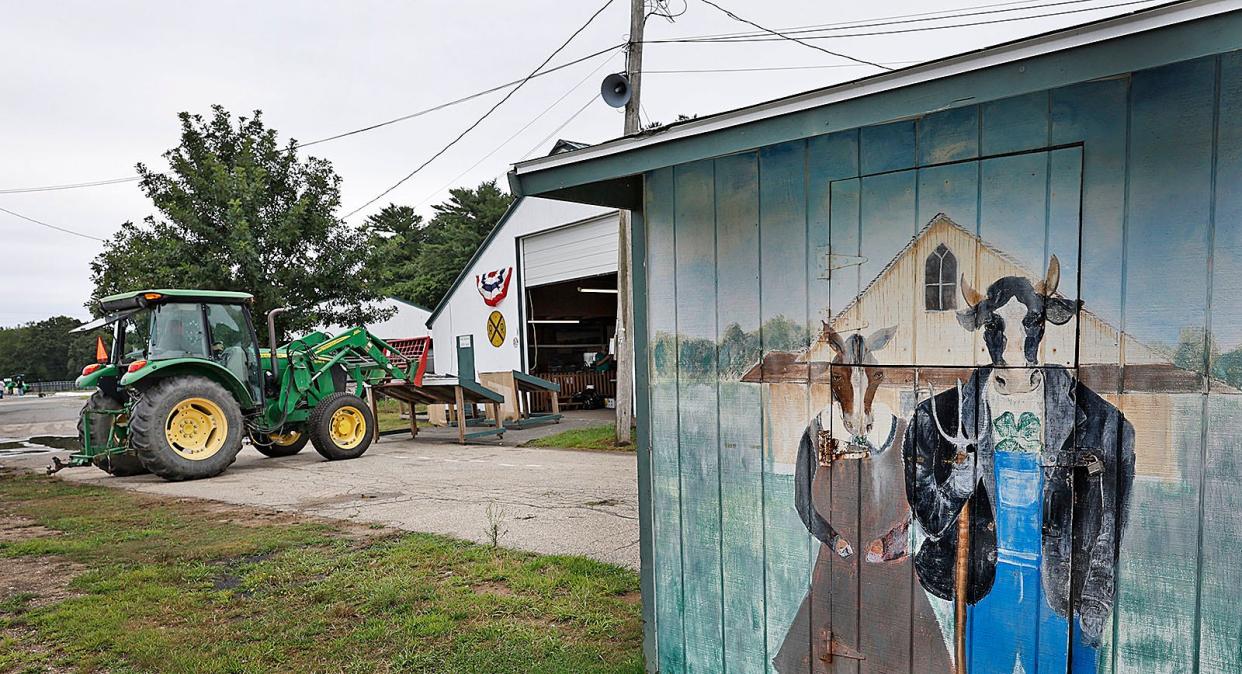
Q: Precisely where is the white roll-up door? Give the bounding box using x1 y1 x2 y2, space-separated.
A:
520 214 618 287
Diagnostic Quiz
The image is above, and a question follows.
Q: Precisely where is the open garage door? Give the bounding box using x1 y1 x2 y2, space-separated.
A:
520 214 618 288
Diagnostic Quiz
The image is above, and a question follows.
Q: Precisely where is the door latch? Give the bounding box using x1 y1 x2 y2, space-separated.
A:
817 430 869 466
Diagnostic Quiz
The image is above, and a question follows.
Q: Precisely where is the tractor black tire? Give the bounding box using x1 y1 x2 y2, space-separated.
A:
308 392 375 461
79 392 148 477
129 376 244 481
253 429 310 457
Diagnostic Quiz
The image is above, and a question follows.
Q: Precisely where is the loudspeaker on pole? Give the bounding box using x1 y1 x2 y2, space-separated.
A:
600 72 631 108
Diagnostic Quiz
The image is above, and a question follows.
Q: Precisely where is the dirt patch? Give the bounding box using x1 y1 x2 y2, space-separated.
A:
0 514 60 542
617 591 642 606
0 556 85 610
472 580 515 597
191 498 400 544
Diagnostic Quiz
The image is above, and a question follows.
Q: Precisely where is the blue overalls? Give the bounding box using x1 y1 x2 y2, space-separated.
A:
967 420 1098 673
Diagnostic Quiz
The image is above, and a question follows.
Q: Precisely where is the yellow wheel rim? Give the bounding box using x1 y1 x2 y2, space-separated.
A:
269 431 302 446
165 397 228 461
329 407 367 449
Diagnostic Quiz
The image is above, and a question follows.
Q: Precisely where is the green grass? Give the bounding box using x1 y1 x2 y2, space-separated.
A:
0 471 643 673
521 425 631 452
375 397 429 433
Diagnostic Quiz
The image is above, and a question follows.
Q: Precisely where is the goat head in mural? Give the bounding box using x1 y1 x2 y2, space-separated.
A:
904 256 1136 672
796 323 900 559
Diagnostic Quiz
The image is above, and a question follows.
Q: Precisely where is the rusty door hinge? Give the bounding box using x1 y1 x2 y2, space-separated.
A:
818 628 866 663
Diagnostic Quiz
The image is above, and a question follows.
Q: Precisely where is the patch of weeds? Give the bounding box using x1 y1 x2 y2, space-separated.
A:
0 472 643 673
485 502 508 549
0 592 36 614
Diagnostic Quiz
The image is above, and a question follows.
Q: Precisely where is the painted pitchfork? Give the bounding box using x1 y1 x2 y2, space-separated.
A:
925 378 977 674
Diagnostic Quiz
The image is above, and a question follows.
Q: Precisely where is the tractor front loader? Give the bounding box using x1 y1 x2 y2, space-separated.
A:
63 290 413 482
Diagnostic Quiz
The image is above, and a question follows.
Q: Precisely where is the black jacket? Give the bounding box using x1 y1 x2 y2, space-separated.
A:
902 366 1135 645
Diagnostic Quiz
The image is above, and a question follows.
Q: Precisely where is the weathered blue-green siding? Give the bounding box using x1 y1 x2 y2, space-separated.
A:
640 49 1242 673
758 140 812 674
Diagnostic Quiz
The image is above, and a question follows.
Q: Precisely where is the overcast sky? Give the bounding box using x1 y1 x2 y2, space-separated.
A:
0 0 1167 326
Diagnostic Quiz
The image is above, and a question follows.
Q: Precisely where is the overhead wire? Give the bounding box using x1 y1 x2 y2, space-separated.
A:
0 176 140 195
519 95 599 162
0 205 107 242
666 0 1062 39
650 0 1163 43
410 48 623 210
342 0 619 219
300 44 622 148
0 0 1165 205
0 45 623 194
666 0 1145 41
646 61 921 73
694 0 893 70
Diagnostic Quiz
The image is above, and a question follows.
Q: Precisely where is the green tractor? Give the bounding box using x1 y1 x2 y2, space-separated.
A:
65 289 412 481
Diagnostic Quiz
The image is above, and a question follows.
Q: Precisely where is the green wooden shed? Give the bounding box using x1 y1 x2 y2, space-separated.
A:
510 2 1242 672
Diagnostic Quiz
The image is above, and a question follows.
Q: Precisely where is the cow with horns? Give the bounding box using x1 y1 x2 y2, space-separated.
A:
903 256 1135 672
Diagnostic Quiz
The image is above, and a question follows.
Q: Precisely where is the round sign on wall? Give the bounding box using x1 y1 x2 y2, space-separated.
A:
486 311 506 347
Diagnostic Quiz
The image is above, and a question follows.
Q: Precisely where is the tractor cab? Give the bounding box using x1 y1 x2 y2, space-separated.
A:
74 290 263 407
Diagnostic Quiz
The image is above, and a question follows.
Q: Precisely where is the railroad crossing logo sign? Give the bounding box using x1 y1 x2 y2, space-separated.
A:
486 311 506 347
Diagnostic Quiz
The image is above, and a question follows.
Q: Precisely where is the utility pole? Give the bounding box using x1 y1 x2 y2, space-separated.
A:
615 0 644 446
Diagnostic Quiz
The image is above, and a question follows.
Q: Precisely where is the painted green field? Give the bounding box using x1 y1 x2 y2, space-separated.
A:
0 471 643 673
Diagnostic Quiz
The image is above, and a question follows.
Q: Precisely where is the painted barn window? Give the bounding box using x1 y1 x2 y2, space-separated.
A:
924 243 958 311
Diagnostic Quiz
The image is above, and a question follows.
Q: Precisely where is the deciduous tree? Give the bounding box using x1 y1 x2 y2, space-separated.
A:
89 105 390 338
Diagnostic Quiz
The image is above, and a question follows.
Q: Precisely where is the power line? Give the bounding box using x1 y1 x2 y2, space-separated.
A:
0 176 140 195
669 0 1058 40
652 0 1162 43
694 0 893 70
411 49 622 209
670 0 1136 42
646 61 921 73
0 205 107 242
300 44 622 148
343 0 619 219
0 45 622 195
520 95 599 161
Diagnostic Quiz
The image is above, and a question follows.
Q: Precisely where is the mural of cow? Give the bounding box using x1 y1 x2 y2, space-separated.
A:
903 256 1136 673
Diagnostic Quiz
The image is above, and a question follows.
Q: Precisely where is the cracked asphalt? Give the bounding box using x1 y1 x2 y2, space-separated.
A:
0 398 640 569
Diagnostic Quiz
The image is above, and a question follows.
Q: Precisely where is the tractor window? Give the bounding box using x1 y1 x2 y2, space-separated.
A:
148 303 209 360
206 303 260 397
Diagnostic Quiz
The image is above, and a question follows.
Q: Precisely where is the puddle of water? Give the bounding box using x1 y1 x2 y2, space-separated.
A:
0 436 79 456
27 436 80 451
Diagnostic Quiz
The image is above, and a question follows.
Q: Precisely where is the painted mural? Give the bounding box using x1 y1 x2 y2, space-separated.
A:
644 51 1242 674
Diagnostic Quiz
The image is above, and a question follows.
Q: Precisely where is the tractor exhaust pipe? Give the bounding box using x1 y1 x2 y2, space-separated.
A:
266 307 288 369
